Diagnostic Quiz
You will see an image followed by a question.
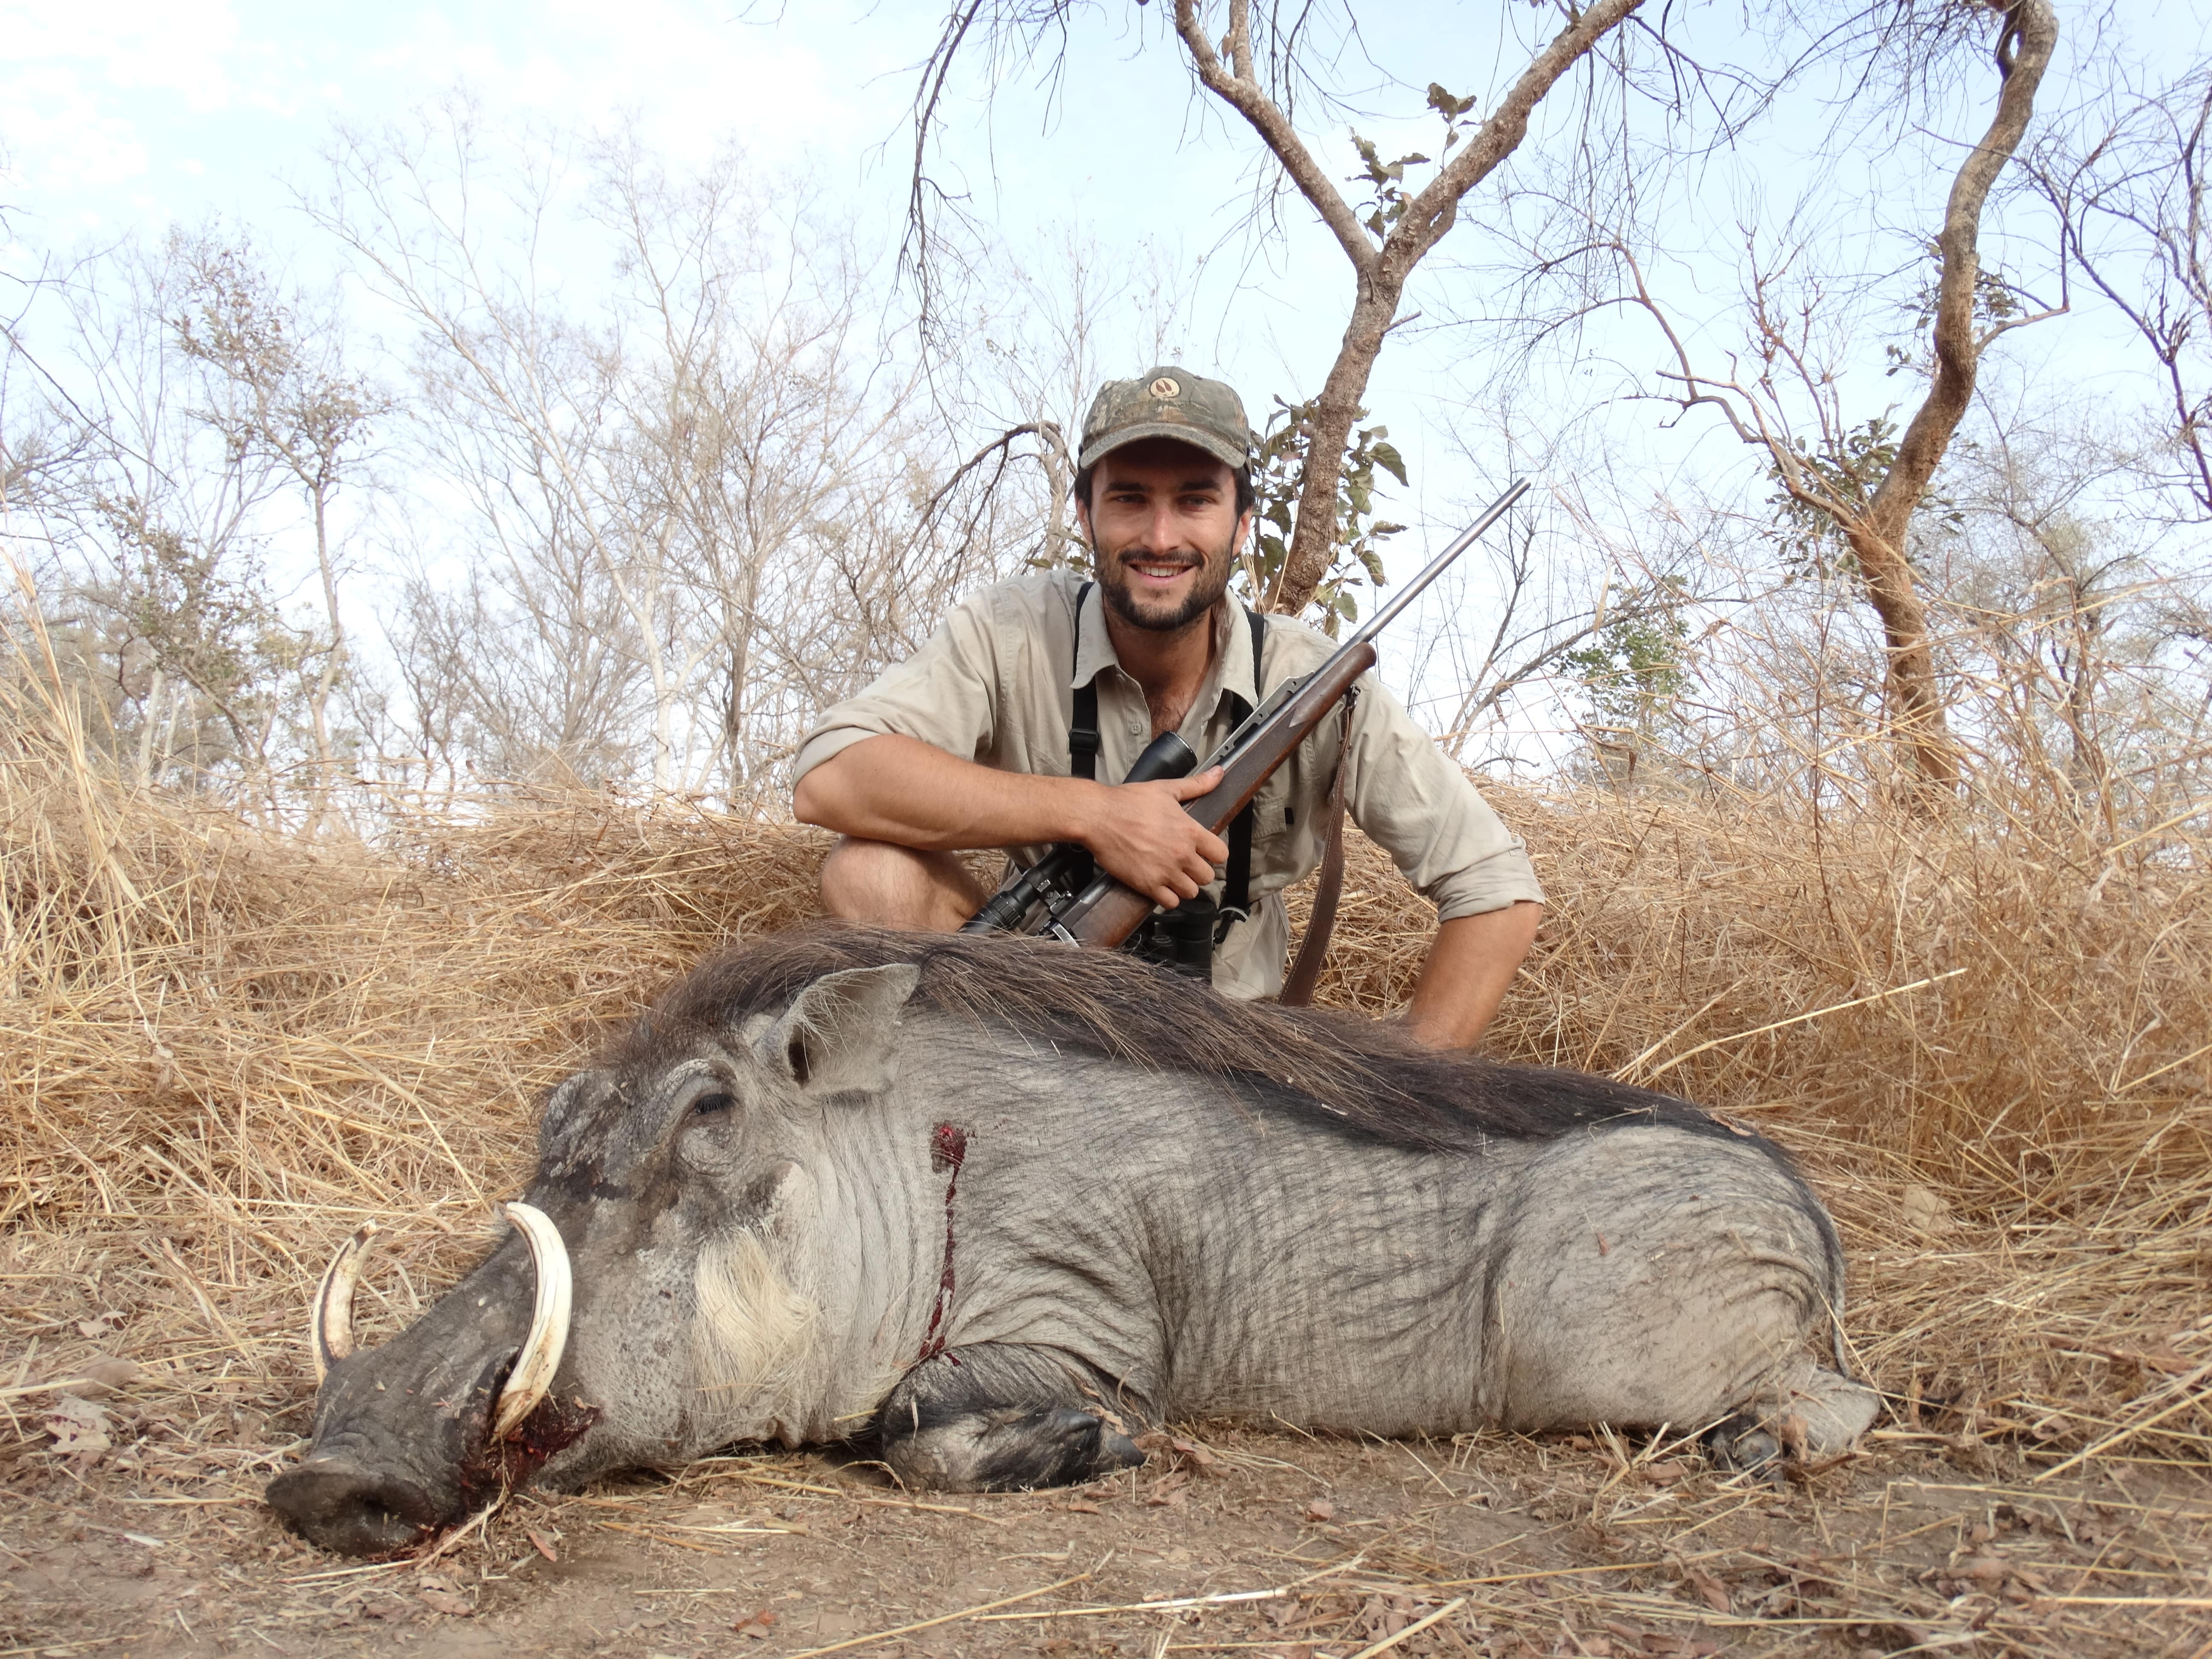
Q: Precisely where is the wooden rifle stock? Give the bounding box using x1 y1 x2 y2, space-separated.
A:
1053 639 1377 948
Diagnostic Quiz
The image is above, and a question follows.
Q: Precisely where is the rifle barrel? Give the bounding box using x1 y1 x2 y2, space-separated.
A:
1351 479 1531 646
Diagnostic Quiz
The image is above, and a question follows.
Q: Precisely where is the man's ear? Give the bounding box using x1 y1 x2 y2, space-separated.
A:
756 964 920 1098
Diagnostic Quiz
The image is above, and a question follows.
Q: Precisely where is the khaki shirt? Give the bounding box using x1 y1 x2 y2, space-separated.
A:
792 570 1544 998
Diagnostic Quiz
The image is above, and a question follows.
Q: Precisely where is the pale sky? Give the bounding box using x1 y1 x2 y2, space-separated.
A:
3 0 2195 765
5 0 2177 452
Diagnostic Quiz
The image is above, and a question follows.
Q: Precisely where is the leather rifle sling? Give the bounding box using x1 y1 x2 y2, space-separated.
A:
1068 582 1100 780
1278 693 1353 1008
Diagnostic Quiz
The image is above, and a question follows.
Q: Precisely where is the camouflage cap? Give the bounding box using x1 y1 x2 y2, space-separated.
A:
1078 367 1251 473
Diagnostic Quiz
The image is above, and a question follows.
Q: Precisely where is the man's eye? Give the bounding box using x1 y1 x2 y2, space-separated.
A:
693 1092 736 1117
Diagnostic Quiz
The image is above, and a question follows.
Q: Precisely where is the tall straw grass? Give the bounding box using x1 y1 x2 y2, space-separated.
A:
2 642 2207 1480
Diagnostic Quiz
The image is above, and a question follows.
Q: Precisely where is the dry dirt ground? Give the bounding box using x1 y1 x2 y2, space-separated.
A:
5 1409 2210 1659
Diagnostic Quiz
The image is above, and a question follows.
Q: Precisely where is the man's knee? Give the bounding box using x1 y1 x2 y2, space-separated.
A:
819 838 985 931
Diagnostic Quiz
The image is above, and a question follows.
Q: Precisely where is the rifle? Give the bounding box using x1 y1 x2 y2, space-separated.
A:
962 477 1532 952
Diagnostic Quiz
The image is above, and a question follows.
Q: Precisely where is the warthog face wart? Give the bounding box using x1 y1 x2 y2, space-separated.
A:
269 928 1878 1557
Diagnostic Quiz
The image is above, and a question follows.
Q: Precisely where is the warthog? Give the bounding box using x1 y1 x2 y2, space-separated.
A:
267 928 1877 1555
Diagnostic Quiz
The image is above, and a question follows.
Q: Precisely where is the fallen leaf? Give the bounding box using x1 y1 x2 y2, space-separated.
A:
1058 1499 1100 1513
734 1608 778 1639
1134 1430 1225 1476
1900 1184 1958 1237
1637 1459 1689 1486
1303 1498 1335 1522
1683 1563 1732 1614
416 1587 472 1618
1172 1436 1222 1473
77 1355 139 1394
42 1394 110 1457
527 1528 559 1563
1956 1553 2009 1589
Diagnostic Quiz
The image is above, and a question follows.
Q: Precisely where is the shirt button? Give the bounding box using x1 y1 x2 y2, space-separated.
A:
1126 721 1144 737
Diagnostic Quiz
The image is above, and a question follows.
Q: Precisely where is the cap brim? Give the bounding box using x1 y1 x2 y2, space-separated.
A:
1078 420 1247 473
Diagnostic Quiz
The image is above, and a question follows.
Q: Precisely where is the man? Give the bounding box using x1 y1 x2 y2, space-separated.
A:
792 368 1543 1047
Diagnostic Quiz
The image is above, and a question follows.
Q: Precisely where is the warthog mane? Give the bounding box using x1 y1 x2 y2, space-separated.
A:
609 925 1773 1160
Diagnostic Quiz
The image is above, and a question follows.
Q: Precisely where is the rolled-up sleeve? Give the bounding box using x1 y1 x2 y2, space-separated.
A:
1342 677 1545 920
792 595 1004 784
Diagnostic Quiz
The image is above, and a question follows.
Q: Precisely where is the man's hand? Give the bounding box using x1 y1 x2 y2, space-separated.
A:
1082 767 1227 908
795 736 1229 908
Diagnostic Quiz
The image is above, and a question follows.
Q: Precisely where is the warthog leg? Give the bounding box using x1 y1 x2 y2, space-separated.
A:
876 1342 1150 1492
1706 1360 1881 1473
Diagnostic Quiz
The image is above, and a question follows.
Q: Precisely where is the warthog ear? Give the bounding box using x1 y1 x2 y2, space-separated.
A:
757 963 920 1098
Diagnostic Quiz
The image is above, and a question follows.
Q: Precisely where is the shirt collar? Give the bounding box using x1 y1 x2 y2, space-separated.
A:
1069 578 1263 719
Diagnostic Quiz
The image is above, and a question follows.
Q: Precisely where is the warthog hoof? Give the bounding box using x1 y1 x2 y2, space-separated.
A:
1704 1415 1785 1477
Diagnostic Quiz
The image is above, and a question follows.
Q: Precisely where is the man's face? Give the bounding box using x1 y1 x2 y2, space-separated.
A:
1078 439 1254 634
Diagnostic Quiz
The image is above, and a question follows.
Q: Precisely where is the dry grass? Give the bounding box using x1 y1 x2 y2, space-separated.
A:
2 657 2209 1652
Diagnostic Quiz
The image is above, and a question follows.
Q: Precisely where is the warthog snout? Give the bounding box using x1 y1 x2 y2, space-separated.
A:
265 1451 451 1557
266 1205 583 1556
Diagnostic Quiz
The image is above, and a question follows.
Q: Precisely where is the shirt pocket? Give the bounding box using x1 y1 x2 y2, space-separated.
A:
1248 771 1296 844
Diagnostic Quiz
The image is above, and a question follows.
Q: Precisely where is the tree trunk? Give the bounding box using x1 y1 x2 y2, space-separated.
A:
1857 0 2058 799
137 664 166 787
304 479 345 837
1841 521 1956 793
1266 280 1402 612
1170 0 1644 618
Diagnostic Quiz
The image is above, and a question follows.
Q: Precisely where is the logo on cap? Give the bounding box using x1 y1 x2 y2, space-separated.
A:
1148 377 1180 399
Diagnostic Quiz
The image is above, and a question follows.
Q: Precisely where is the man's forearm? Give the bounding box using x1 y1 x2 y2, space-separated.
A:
1403 902 1543 1050
797 734 1229 906
794 735 1096 850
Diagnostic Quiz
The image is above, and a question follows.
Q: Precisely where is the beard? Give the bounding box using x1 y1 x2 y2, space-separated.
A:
1094 536 1236 634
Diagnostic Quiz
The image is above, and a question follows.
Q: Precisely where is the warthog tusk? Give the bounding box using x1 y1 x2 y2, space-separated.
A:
491 1202 572 1441
311 1222 381 1385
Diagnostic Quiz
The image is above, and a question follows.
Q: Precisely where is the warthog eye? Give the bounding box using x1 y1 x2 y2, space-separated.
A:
692 1092 736 1117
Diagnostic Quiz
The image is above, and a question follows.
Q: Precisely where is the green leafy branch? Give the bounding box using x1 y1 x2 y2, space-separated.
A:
1766 413 1964 579
1565 580 1692 737
1346 83 1480 241
1241 396 1407 635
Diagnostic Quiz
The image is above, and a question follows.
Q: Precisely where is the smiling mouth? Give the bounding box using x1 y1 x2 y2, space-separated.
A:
1122 556 1198 583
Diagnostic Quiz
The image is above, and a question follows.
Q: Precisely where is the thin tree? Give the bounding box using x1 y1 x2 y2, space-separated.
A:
1609 0 2060 799
169 231 389 831
909 0 1645 616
